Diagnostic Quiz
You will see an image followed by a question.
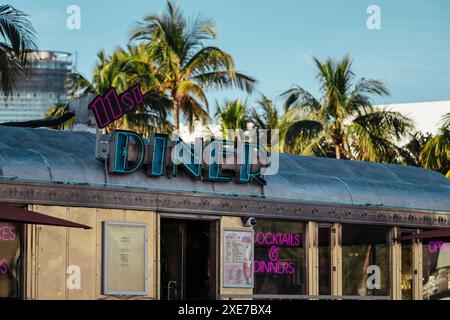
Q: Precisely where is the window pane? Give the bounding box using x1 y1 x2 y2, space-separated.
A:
0 223 23 298
342 225 390 296
318 226 331 295
253 220 305 295
422 241 450 300
400 229 414 300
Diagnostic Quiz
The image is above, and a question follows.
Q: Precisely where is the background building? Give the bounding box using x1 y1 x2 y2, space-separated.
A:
0 50 72 123
378 101 450 135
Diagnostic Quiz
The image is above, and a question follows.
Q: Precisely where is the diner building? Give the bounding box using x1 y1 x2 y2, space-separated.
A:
0 125 449 300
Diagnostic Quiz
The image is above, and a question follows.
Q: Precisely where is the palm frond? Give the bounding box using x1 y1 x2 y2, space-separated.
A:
193 71 256 93
44 103 75 130
420 113 450 173
280 85 321 113
0 5 38 94
0 5 37 62
182 46 234 76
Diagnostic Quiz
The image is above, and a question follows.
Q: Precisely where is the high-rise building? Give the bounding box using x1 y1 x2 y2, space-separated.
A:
0 50 72 123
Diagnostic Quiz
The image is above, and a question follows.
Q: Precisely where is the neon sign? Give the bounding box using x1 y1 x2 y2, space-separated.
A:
428 241 448 253
0 226 16 241
103 130 267 184
254 232 302 275
0 259 8 274
89 84 143 129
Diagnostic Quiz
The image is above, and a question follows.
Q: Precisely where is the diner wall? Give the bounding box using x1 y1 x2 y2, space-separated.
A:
25 205 157 300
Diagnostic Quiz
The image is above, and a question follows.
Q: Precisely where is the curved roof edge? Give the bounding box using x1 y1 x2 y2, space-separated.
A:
0 126 448 213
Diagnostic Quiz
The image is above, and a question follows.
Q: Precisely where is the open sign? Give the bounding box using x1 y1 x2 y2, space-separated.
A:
428 241 448 253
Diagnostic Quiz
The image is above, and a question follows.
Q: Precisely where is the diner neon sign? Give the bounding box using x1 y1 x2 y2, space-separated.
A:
104 130 267 185
254 232 302 275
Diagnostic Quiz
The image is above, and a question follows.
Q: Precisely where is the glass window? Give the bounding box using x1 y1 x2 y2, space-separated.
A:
422 240 450 300
253 220 305 295
0 223 23 299
342 225 390 296
400 229 414 300
318 225 332 295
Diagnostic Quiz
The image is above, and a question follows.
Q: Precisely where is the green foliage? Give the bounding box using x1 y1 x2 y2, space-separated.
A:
251 95 279 130
420 113 450 175
129 1 255 129
66 46 172 135
250 95 280 149
0 4 38 95
215 99 249 139
400 132 432 167
279 55 415 162
44 104 75 130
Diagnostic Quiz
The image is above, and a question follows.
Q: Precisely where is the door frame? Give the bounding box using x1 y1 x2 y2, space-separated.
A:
157 213 220 300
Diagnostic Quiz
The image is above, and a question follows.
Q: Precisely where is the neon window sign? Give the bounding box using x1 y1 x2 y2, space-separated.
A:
0 259 8 274
0 225 16 275
0 225 16 241
254 232 302 275
428 241 448 253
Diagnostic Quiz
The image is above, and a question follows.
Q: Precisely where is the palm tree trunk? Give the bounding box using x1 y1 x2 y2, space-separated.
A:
335 144 341 159
173 100 180 131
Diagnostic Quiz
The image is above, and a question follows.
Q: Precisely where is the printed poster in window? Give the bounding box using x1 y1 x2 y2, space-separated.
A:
103 222 148 295
223 229 254 288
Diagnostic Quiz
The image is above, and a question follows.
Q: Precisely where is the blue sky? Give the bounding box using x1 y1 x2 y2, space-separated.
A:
7 0 450 115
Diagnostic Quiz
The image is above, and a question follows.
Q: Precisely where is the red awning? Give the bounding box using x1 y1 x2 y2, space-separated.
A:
0 204 91 229
400 228 450 242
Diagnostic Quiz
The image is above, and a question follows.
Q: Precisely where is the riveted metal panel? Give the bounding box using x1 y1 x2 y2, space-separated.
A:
33 205 68 300
67 207 96 299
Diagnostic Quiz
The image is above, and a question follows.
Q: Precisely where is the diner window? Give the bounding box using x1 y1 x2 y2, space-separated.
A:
0 223 24 299
400 229 414 300
318 224 332 295
342 225 390 297
253 220 305 295
422 240 450 300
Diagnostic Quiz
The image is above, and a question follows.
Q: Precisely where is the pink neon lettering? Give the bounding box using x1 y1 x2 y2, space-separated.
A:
0 259 8 274
254 260 295 275
131 84 143 104
120 92 135 111
254 232 302 247
90 84 144 128
428 241 449 253
90 96 110 128
254 231 302 275
104 88 123 119
0 226 16 241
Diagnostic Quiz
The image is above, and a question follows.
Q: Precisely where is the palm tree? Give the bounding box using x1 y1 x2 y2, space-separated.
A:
215 99 249 139
420 113 450 175
130 1 256 131
66 47 172 135
45 103 76 130
250 95 279 148
67 50 128 97
0 4 38 94
279 55 414 162
398 131 432 167
251 95 279 130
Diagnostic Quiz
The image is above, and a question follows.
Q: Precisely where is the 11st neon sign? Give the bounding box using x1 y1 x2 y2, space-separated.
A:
89 84 143 129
